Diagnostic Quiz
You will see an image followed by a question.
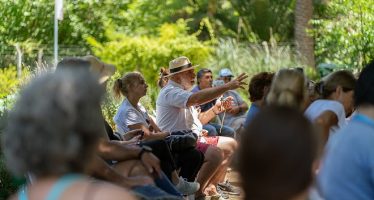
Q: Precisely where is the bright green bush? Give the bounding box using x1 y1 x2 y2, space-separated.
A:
88 19 212 90
0 66 31 115
312 0 374 69
0 67 19 99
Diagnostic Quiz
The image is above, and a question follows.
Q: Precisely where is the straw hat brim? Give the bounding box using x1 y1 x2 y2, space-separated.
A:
82 55 116 83
98 63 116 83
165 65 199 77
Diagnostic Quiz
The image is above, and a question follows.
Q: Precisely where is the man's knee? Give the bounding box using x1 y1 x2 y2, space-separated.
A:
203 124 218 136
205 146 224 166
220 125 235 138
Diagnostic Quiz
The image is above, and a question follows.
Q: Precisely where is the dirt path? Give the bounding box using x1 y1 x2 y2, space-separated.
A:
226 171 243 200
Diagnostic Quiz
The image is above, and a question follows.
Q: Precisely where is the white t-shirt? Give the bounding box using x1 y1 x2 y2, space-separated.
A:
113 99 150 134
156 80 202 134
304 99 346 134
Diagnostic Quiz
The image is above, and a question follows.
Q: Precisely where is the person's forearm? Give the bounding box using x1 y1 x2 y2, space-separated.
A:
97 139 141 161
198 107 219 125
239 102 249 113
187 84 230 107
149 117 161 132
87 155 132 188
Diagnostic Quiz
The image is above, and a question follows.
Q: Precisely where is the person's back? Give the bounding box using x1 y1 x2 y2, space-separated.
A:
318 118 374 200
318 60 374 200
304 99 346 133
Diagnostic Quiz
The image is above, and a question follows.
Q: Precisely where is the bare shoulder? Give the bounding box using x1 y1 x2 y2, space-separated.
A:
315 110 338 125
93 182 138 200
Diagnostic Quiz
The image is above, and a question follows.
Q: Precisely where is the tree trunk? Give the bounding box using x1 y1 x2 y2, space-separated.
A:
295 0 315 67
207 0 217 18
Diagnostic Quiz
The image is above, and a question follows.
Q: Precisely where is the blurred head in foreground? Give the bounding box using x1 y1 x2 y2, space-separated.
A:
3 69 105 177
239 106 319 200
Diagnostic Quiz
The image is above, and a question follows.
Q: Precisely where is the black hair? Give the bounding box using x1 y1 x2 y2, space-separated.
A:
248 72 274 102
196 68 212 84
354 60 374 107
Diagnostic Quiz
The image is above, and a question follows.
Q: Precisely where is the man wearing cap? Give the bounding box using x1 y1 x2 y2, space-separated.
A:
190 68 236 137
218 68 249 132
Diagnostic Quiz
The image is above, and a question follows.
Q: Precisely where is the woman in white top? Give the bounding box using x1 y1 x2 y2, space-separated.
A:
113 72 168 139
113 72 200 196
304 70 356 144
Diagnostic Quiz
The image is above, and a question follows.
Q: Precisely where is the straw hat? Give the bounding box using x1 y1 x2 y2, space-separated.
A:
82 55 116 83
166 56 198 77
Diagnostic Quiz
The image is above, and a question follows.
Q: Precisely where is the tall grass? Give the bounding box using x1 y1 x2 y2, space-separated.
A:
208 38 306 78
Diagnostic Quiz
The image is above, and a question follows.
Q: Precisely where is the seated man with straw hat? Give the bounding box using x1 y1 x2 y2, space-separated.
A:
156 56 247 199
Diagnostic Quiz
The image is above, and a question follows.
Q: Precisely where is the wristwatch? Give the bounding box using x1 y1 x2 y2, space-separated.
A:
138 145 153 159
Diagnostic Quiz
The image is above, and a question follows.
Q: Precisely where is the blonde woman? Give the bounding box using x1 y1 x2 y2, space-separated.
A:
266 68 307 110
113 72 201 196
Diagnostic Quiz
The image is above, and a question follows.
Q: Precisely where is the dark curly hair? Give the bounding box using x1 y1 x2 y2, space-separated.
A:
248 72 274 102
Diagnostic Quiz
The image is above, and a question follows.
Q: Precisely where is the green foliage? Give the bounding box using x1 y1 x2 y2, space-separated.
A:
0 112 25 199
0 0 124 46
88 19 212 88
0 67 19 99
116 0 240 41
0 154 23 199
312 0 374 69
0 0 130 67
207 38 320 101
0 66 33 119
208 38 306 78
231 0 296 42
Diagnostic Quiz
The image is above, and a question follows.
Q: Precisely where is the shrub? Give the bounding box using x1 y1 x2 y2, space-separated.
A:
312 0 374 69
87 19 213 89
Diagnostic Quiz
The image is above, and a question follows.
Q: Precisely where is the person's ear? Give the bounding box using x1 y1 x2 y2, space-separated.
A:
263 86 270 96
336 86 343 96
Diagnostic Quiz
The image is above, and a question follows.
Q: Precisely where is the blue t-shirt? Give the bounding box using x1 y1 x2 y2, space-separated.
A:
318 113 374 200
243 104 260 127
